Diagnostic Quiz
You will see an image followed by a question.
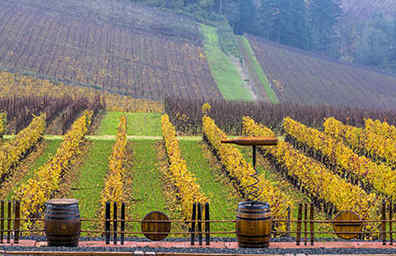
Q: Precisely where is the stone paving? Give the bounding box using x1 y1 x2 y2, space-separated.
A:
1 240 395 249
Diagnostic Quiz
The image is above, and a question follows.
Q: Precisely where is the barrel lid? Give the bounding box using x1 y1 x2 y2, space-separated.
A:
46 199 79 205
238 200 270 209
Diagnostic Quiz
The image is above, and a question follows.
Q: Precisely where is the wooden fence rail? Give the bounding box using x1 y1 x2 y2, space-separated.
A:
0 200 394 246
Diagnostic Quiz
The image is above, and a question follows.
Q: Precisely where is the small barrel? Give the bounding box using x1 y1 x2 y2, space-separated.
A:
44 199 81 247
236 201 272 248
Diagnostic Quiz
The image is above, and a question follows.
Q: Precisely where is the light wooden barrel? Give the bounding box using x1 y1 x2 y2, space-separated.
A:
236 201 272 248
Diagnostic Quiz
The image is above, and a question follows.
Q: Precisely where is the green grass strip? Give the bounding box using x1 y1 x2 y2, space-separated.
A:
71 140 114 230
240 36 279 103
128 140 168 232
7 140 62 200
96 112 162 136
200 24 252 101
179 140 238 234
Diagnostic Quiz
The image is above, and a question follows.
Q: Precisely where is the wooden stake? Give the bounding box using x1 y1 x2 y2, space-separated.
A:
310 203 314 246
296 203 302 246
105 202 110 244
205 202 210 245
190 202 196 245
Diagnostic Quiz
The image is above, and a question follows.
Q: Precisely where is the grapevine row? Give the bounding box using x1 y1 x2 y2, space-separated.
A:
0 71 163 113
324 117 396 167
17 111 93 225
365 118 396 140
202 115 292 223
0 114 45 179
101 115 129 215
161 114 208 219
0 112 6 137
243 116 381 225
0 96 70 133
283 117 396 199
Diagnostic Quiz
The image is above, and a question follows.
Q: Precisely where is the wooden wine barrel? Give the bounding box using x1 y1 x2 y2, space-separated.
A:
141 211 171 241
236 201 272 248
333 211 362 240
44 199 81 247
221 136 278 146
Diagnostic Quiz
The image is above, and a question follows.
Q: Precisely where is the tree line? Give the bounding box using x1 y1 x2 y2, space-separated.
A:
132 0 396 74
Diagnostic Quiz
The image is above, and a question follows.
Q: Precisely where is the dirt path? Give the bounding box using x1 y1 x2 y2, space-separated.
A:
230 55 257 100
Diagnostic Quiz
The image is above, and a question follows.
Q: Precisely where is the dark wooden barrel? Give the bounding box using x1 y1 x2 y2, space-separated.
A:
44 199 81 247
141 211 171 241
236 201 272 248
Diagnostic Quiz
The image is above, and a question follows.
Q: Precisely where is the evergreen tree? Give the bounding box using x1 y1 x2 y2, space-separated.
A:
308 0 342 55
239 0 257 34
289 0 309 49
257 0 308 49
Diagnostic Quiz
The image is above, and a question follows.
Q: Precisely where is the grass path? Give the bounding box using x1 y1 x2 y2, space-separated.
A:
70 140 114 232
127 140 169 232
96 112 162 136
179 140 239 233
240 36 279 103
200 24 253 101
0 141 46 200
7 140 62 200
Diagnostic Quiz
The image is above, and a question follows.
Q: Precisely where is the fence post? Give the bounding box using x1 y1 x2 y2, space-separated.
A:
296 203 302 246
105 202 110 244
14 201 20 244
310 203 314 246
286 206 291 236
121 203 125 245
1 200 4 243
7 201 11 243
304 204 308 246
205 202 210 245
190 202 196 245
390 199 393 245
113 202 118 245
197 203 203 246
382 200 386 245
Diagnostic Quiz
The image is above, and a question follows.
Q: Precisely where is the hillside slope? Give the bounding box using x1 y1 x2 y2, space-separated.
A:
248 35 396 110
0 0 222 100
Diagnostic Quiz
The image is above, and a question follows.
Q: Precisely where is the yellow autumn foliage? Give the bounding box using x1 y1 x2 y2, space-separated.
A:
284 117 396 200
0 71 163 112
202 115 291 225
101 115 128 215
0 112 6 137
0 113 45 178
161 114 208 219
324 117 396 168
243 116 380 227
17 111 92 227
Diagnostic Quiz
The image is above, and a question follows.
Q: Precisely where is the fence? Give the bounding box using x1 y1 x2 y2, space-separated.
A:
0 200 395 246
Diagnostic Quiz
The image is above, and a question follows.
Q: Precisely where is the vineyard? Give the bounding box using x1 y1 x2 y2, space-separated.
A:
0 0 221 101
0 93 394 239
247 35 396 110
0 0 396 242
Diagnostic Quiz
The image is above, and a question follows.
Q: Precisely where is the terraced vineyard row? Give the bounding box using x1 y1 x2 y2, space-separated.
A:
0 0 222 101
0 71 162 113
243 117 381 231
283 117 396 199
0 108 394 239
202 115 293 229
324 117 396 168
247 35 396 109
17 111 93 227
